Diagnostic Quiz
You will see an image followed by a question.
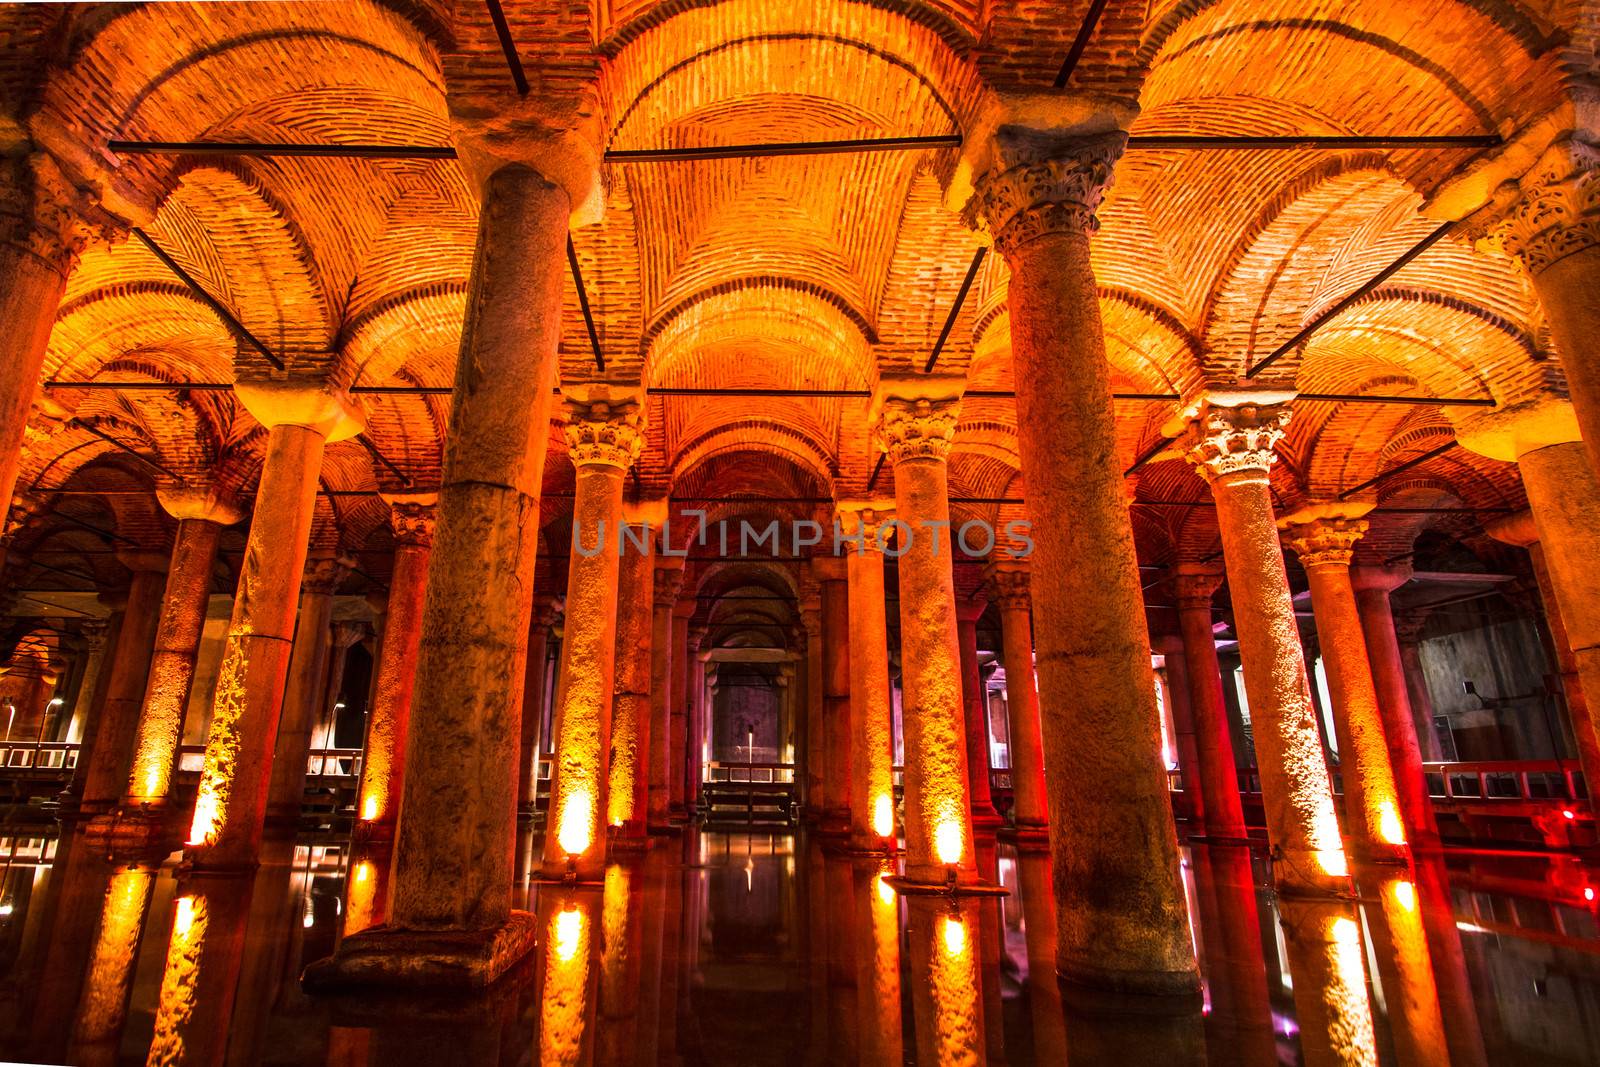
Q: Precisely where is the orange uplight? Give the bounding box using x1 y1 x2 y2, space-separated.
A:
872 794 894 839
1316 848 1349 878
933 820 963 866
1376 801 1406 846
1391 879 1416 913
173 895 197 939
186 793 219 847
875 872 897 908
941 912 967 957
361 795 379 822
557 790 594 857
553 906 585 963
354 861 372 885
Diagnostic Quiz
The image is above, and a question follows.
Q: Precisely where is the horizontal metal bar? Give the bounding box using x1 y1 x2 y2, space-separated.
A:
1339 440 1459 500
109 140 457 160
1299 392 1495 407
605 135 962 163
1126 134 1500 150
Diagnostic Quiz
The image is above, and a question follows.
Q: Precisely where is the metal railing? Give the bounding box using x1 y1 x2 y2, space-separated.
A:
1423 759 1586 803
0 740 78 771
705 760 794 784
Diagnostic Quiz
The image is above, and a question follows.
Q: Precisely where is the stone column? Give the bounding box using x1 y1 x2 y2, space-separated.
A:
541 389 642 879
648 557 684 831
1394 614 1444 761
1280 509 1409 863
956 600 1000 830
668 599 693 821
800 597 825 820
686 625 708 815
1157 632 1203 827
1171 565 1249 841
873 384 976 885
66 620 109 748
0 157 107 529
1180 402 1348 896
305 159 575 989
609 500 659 844
79 554 167 813
1458 401 1600 799
265 552 348 827
186 381 361 869
984 561 1048 838
837 502 896 851
119 490 240 817
1350 563 1441 846
813 557 852 833
518 595 559 813
353 496 435 837
969 126 1196 993
1466 138 1600 478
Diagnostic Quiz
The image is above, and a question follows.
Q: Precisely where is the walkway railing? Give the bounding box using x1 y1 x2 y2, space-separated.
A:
705 760 794 784
1164 760 1587 806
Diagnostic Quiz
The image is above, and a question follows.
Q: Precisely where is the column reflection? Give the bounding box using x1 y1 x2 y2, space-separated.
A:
1275 896 1379 1067
907 895 986 1067
67 862 158 1067
850 858 903 1067
594 860 644 1067
535 884 602 1067
1191 845 1275 1067
1356 865 1448 1067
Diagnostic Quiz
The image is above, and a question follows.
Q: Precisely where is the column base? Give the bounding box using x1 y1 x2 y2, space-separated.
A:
997 823 1051 853
1058 963 1205 1012
970 808 1004 832
302 912 539 992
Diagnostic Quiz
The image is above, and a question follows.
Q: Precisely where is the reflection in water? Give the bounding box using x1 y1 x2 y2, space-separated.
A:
2 828 1598 1064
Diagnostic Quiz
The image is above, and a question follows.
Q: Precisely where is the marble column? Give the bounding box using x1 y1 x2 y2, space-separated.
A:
518 595 560 814
305 156 575 989
837 502 896 851
541 390 642 879
668 599 693 821
984 560 1048 837
1171 565 1249 841
873 384 976 885
186 381 361 869
1470 139 1600 478
970 127 1196 993
956 600 1000 829
648 557 684 831
609 501 659 844
801 596 826 820
1458 401 1600 800
1485 509 1600 799
79 553 167 813
117 490 239 823
1180 402 1348 896
1351 563 1441 846
0 157 104 529
1157 632 1203 827
353 497 435 837
264 551 348 827
813 557 852 833
1280 510 1409 863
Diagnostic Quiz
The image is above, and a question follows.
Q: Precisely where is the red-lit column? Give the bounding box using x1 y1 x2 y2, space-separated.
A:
1171 564 1248 840
1181 402 1348 896
1157 632 1203 827
956 600 1000 829
686 624 708 816
984 560 1049 839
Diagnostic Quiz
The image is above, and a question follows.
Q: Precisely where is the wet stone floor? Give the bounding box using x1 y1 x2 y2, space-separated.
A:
0 828 1596 1065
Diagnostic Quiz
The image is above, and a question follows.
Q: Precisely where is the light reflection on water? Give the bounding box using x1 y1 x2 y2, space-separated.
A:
0 828 1596 1065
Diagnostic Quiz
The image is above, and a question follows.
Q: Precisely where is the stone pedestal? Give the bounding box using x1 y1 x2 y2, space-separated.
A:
1172 565 1249 841
874 385 977 886
838 503 896 852
985 561 1049 841
1280 510 1409 864
541 390 641 879
969 126 1196 995
1181 402 1348 897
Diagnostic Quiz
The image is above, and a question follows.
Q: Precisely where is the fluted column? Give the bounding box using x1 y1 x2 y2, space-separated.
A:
838 502 896 851
1280 510 1409 863
353 497 435 837
265 552 349 826
1465 137 1600 477
80 554 168 813
0 157 111 529
609 500 660 844
1350 563 1441 846
542 390 642 879
873 385 976 885
1180 402 1348 896
186 381 361 869
984 561 1048 836
1458 400 1600 803
118 490 240 821
969 127 1196 994
1171 565 1248 841
648 557 684 831
813 556 852 833
956 600 1000 829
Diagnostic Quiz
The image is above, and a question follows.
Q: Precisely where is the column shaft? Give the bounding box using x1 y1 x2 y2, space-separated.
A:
802 602 826 819
1173 576 1248 840
989 577 1048 830
1527 248 1600 479
668 605 691 819
608 528 654 841
0 226 72 525
648 560 683 830
518 603 554 810
844 538 893 850
265 558 340 825
1158 633 1204 827
957 611 999 826
818 562 852 831
80 565 166 810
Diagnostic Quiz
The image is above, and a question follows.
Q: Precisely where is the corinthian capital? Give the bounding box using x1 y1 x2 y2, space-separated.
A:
1170 564 1223 609
301 553 353 596
1180 403 1291 482
562 388 645 470
1279 511 1371 569
1467 136 1600 275
384 494 438 548
968 129 1126 258
1 155 121 274
982 560 1031 610
874 393 961 466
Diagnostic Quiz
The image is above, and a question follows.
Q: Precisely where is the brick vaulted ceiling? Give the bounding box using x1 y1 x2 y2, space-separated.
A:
1 0 1586 640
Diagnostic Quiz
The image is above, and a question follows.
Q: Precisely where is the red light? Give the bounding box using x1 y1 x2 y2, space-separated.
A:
1563 809 1576 820
1585 887 1595 903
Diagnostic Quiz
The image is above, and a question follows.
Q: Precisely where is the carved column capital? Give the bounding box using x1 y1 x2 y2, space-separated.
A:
874 394 960 466
301 553 352 596
1170 564 1224 608
1 154 122 275
1180 403 1291 481
1279 516 1369 569
800 598 822 639
982 559 1031 610
383 494 438 548
968 130 1126 258
562 393 644 470
532 595 564 631
834 499 897 549
1468 135 1600 275
78 619 110 653
652 561 685 607
3 493 48 543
